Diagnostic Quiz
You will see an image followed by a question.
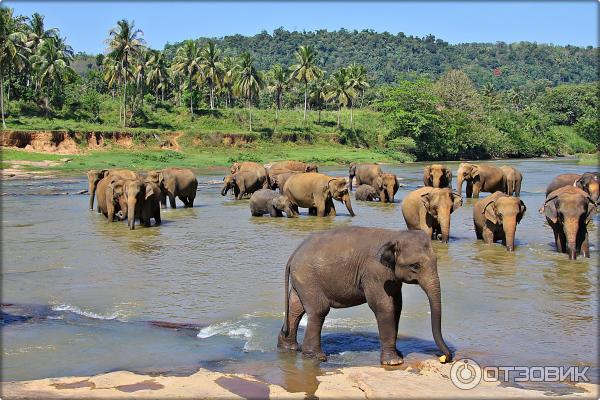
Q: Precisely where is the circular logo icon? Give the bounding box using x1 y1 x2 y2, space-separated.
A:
450 358 482 390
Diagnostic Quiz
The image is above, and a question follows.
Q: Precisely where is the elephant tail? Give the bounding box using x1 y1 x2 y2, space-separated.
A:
282 258 291 336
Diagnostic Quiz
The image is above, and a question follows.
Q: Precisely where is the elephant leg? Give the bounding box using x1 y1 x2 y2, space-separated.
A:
278 288 305 351
554 227 566 253
579 229 590 258
472 183 481 199
168 193 176 209
316 200 327 217
268 204 278 217
325 199 336 216
301 308 329 361
366 289 402 365
154 211 161 225
291 205 300 216
466 182 473 198
474 224 483 240
393 294 403 360
160 192 167 208
187 193 196 207
482 227 494 244
308 207 316 216
515 181 522 197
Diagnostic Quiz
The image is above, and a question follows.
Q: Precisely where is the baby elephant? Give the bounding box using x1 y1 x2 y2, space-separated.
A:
473 191 526 251
249 189 297 218
355 184 380 201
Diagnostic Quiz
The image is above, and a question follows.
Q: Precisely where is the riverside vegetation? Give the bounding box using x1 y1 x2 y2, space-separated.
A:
0 9 598 173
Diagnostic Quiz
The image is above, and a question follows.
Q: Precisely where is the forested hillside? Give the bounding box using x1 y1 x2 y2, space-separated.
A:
163 28 598 88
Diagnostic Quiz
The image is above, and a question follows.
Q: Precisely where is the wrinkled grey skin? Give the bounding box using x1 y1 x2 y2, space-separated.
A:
277 227 452 365
545 172 599 203
542 186 596 260
355 184 380 201
221 171 266 200
473 191 526 251
249 189 297 218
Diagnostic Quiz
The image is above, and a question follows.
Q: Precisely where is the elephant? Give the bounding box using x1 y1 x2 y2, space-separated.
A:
106 178 161 230
95 176 121 219
269 160 318 174
546 172 599 202
221 171 266 200
277 226 453 365
423 164 452 188
382 173 400 203
283 173 355 217
86 169 137 210
401 187 462 243
456 163 505 198
147 168 198 208
230 161 269 189
542 186 596 260
270 171 300 194
500 166 523 197
355 184 380 201
348 163 392 203
473 191 526 251
249 189 297 218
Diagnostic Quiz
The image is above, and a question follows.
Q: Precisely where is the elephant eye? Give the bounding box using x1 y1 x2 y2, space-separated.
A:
408 263 421 273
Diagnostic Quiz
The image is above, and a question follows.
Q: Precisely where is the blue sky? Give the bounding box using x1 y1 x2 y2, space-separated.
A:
6 1 598 54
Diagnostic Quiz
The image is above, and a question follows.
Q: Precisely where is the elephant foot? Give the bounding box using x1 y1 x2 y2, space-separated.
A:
277 332 300 352
302 350 327 362
380 350 403 366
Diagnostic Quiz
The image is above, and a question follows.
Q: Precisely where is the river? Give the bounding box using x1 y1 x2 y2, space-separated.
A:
1 158 597 394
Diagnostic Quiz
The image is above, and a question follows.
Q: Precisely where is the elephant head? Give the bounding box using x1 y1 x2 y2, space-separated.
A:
221 175 235 196
456 163 477 196
379 232 452 362
424 165 452 188
575 172 599 203
120 179 155 230
348 163 358 190
382 173 398 202
420 189 462 243
327 178 355 216
273 195 297 218
87 169 108 209
483 196 526 251
230 162 241 174
105 178 125 222
543 188 596 260
305 163 319 173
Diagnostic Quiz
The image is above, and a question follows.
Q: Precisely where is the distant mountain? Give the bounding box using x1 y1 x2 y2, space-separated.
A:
161 28 597 88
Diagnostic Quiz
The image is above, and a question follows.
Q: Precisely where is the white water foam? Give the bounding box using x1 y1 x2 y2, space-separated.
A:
196 319 260 352
51 304 124 321
299 316 372 330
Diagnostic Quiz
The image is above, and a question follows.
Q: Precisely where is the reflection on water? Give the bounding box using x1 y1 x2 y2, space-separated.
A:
1 159 598 393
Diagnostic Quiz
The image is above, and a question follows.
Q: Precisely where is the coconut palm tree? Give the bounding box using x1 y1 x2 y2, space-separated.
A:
105 19 145 127
267 63 288 130
0 8 30 128
133 48 150 107
222 56 237 107
172 40 203 119
200 41 223 110
234 52 263 132
26 12 58 53
326 67 356 129
309 74 327 124
289 45 321 125
146 50 169 103
30 36 74 115
346 63 368 130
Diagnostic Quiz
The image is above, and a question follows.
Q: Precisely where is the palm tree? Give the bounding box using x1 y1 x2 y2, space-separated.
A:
326 67 356 129
508 87 523 111
222 56 237 107
267 64 288 130
146 50 169 103
30 36 74 115
200 41 223 110
105 19 145 127
346 63 369 130
0 8 30 128
289 45 321 125
133 48 150 107
234 52 263 132
172 40 203 119
309 74 327 124
26 12 58 53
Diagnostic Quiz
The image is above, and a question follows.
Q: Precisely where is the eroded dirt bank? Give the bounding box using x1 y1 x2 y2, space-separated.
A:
2 360 597 399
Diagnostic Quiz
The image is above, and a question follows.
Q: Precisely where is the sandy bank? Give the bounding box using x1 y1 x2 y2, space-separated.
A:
2 360 597 399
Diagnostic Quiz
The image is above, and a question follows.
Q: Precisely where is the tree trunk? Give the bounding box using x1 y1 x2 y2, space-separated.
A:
303 82 308 124
248 96 253 132
350 103 354 131
337 104 341 129
123 77 128 127
0 70 6 129
189 79 194 119
209 82 214 110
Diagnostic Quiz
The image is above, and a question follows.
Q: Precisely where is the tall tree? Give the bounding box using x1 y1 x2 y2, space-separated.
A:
200 41 223 110
222 56 237 107
0 8 30 128
347 63 369 130
326 67 355 129
234 51 263 132
289 45 321 125
172 40 203 119
146 50 169 102
105 19 145 127
26 12 58 53
309 74 327 124
267 63 288 130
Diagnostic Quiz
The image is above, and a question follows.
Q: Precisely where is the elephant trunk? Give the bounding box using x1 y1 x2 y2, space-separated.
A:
456 175 463 196
503 217 517 252
348 175 353 191
127 198 137 230
220 184 229 196
88 182 96 209
564 218 580 260
386 187 395 203
342 193 355 217
420 272 452 362
439 211 451 243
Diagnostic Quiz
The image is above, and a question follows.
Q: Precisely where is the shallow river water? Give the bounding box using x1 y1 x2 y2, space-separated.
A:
1 158 598 393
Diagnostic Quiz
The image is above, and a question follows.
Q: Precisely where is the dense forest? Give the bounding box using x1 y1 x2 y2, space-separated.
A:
1 8 598 162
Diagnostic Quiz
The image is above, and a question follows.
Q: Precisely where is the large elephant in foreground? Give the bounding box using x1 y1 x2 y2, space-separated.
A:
277 227 452 365
546 172 599 202
456 163 505 198
107 179 161 230
283 173 355 217
402 187 462 243
500 166 523 197
423 164 452 188
87 169 137 210
221 171 266 199
147 168 198 208
473 191 526 251
542 186 596 260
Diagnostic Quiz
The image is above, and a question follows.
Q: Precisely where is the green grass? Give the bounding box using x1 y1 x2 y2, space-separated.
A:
578 152 599 166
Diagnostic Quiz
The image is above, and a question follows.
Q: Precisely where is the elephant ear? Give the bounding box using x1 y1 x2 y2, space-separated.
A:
483 201 498 224
379 241 399 269
585 195 597 223
101 169 110 178
144 183 154 200
517 200 527 224
543 196 559 224
451 192 463 212
471 166 480 179
423 166 432 185
420 192 434 214
444 168 453 186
